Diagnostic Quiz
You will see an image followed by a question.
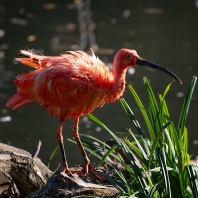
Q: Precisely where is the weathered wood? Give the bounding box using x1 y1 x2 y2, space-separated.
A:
0 143 52 197
0 143 119 197
27 172 118 198
0 171 20 197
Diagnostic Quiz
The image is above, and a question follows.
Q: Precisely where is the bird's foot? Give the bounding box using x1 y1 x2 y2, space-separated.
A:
61 166 84 176
78 163 105 181
61 167 75 176
61 164 105 181
80 161 90 175
88 164 106 181
61 163 89 175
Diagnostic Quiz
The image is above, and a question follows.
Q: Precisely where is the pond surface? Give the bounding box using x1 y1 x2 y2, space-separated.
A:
0 0 198 170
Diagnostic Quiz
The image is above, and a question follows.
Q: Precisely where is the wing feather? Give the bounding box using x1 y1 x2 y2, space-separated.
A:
8 50 113 117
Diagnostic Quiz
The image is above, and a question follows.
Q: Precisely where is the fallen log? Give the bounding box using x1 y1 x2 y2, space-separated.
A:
0 143 118 197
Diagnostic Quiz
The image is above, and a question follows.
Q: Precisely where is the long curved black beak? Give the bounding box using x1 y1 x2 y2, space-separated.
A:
136 57 182 84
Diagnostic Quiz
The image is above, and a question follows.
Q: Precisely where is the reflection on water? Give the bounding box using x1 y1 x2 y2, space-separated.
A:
75 0 98 51
0 115 11 122
0 0 198 170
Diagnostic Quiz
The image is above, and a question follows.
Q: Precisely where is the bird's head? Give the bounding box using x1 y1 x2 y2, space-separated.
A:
114 48 182 84
114 48 139 69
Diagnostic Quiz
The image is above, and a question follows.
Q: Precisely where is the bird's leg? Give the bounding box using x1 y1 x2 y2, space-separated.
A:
56 118 71 174
73 118 106 180
73 117 90 174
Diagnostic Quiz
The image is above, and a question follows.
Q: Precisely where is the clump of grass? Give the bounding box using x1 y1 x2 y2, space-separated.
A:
81 76 198 197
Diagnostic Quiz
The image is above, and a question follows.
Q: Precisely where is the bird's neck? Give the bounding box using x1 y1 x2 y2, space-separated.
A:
110 63 127 102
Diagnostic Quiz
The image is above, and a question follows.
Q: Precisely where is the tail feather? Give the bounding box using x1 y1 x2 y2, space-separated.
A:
6 94 30 110
15 58 43 69
16 50 45 69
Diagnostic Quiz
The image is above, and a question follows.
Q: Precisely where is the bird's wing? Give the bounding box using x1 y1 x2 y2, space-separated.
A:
15 50 63 69
7 65 95 113
15 50 113 85
18 66 95 108
15 50 89 70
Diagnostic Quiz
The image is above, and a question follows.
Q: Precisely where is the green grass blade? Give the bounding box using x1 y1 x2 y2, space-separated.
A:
80 134 123 161
158 82 172 128
158 93 177 161
156 147 171 198
68 138 118 170
98 171 128 193
143 77 161 135
182 127 191 166
127 85 154 141
123 138 143 160
120 98 144 137
149 121 172 168
120 98 150 156
99 145 118 166
163 82 173 98
178 76 197 135
113 169 130 188
87 114 122 146
48 145 59 168
126 129 149 164
168 172 183 197
147 182 160 198
120 140 148 195
164 128 175 161
74 134 138 172
164 145 177 170
80 133 111 148
185 165 198 198
168 122 183 172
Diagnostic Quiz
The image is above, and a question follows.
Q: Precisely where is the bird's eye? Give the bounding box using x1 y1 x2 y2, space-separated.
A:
126 54 132 59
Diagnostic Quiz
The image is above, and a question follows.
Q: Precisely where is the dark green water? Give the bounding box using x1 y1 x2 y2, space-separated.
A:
0 0 198 170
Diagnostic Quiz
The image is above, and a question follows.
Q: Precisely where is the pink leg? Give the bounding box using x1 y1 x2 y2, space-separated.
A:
56 118 71 173
56 117 104 179
73 117 90 174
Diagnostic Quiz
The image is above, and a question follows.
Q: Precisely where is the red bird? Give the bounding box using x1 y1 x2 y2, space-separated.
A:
6 49 182 174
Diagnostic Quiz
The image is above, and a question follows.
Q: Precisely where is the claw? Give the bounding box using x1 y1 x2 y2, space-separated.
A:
61 164 105 181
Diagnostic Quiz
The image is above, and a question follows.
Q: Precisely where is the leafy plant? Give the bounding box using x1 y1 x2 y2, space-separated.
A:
81 76 198 197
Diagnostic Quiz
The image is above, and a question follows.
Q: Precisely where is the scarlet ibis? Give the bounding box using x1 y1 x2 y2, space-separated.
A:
6 48 182 175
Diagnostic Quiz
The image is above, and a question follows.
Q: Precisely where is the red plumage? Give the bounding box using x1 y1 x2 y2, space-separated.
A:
6 48 181 175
